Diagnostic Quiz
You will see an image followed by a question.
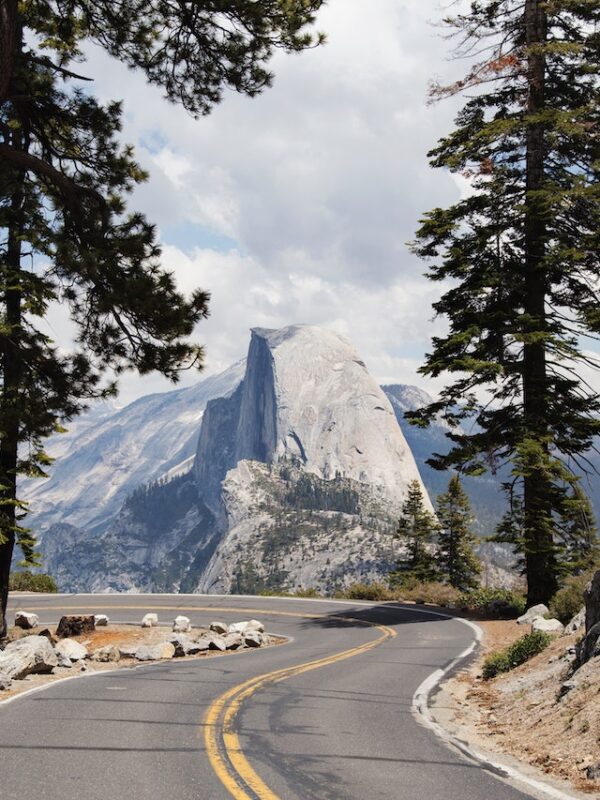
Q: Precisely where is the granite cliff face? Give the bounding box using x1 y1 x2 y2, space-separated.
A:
34 325 431 593
190 326 430 593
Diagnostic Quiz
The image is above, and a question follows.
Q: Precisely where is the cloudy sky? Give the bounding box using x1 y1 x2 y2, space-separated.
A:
68 0 471 404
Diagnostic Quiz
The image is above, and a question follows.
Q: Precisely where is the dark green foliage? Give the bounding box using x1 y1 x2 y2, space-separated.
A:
0 1 325 635
409 0 600 605
436 475 481 590
284 472 360 514
460 587 526 618
389 480 440 586
9 571 58 592
482 631 552 679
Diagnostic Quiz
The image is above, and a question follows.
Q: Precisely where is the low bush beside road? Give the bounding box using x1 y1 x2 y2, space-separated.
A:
9 572 58 593
458 587 526 618
482 630 552 679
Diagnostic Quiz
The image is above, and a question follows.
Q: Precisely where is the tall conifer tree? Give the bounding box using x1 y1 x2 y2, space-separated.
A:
389 480 440 586
0 1 325 636
436 475 481 590
409 1 600 604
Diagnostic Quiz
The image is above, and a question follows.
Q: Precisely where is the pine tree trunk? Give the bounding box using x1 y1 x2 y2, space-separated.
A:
0 195 23 639
0 14 24 639
523 0 556 605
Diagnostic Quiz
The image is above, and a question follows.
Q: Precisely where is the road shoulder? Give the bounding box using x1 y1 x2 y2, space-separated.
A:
429 619 596 799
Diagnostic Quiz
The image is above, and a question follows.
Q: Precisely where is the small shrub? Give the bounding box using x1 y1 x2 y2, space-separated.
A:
9 571 58 593
482 630 552 679
550 571 594 624
460 586 526 618
337 582 392 601
398 581 461 607
292 587 322 598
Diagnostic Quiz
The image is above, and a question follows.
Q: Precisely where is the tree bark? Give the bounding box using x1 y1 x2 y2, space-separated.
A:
0 0 18 102
523 0 556 605
0 187 24 639
0 11 24 639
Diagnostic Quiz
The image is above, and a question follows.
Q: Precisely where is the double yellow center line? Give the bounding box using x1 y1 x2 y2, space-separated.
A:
20 602 396 800
203 615 396 800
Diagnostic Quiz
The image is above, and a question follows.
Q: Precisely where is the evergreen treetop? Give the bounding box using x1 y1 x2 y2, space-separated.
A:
408 0 600 604
389 480 440 587
436 475 481 591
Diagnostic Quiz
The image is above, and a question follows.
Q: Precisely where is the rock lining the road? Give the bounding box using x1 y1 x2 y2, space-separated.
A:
1 614 281 700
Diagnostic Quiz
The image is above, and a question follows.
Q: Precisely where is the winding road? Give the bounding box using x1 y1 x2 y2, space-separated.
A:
1 594 544 800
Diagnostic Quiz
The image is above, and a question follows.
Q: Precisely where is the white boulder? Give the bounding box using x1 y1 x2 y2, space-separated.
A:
135 642 175 661
532 617 564 634
244 632 263 648
0 635 58 679
208 635 227 652
118 644 138 659
173 615 191 633
517 604 550 625
224 632 244 650
94 614 109 627
14 611 39 629
169 634 195 657
227 621 248 634
227 619 264 634
55 651 73 669
141 613 158 628
209 621 228 635
92 645 120 662
55 638 88 662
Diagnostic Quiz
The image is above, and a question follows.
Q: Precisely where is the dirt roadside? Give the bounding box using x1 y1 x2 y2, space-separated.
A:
432 618 600 797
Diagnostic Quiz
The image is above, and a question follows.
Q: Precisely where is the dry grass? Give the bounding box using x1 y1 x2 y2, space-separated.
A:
440 619 600 795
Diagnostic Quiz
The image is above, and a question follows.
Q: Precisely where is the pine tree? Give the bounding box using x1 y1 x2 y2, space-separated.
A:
436 475 481 591
389 480 440 587
408 1 600 605
0 1 325 637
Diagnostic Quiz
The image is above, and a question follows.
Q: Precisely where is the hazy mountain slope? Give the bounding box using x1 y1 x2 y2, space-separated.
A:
23 361 245 537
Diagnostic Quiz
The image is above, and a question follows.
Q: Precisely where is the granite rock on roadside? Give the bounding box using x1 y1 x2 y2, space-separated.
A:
14 611 39 629
0 635 58 679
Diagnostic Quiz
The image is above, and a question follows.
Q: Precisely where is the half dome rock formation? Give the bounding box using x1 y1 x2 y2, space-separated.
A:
37 325 432 593
192 325 430 593
196 325 429 513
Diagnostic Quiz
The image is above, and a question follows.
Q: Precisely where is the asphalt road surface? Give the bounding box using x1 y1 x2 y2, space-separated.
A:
1 594 544 800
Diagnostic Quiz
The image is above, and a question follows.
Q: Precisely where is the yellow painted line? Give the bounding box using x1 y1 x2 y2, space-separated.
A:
204 617 396 800
21 604 318 619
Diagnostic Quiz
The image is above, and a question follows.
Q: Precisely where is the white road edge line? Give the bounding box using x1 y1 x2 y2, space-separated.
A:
408 607 579 800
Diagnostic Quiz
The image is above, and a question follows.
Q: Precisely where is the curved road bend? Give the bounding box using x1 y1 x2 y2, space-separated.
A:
1 594 538 800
